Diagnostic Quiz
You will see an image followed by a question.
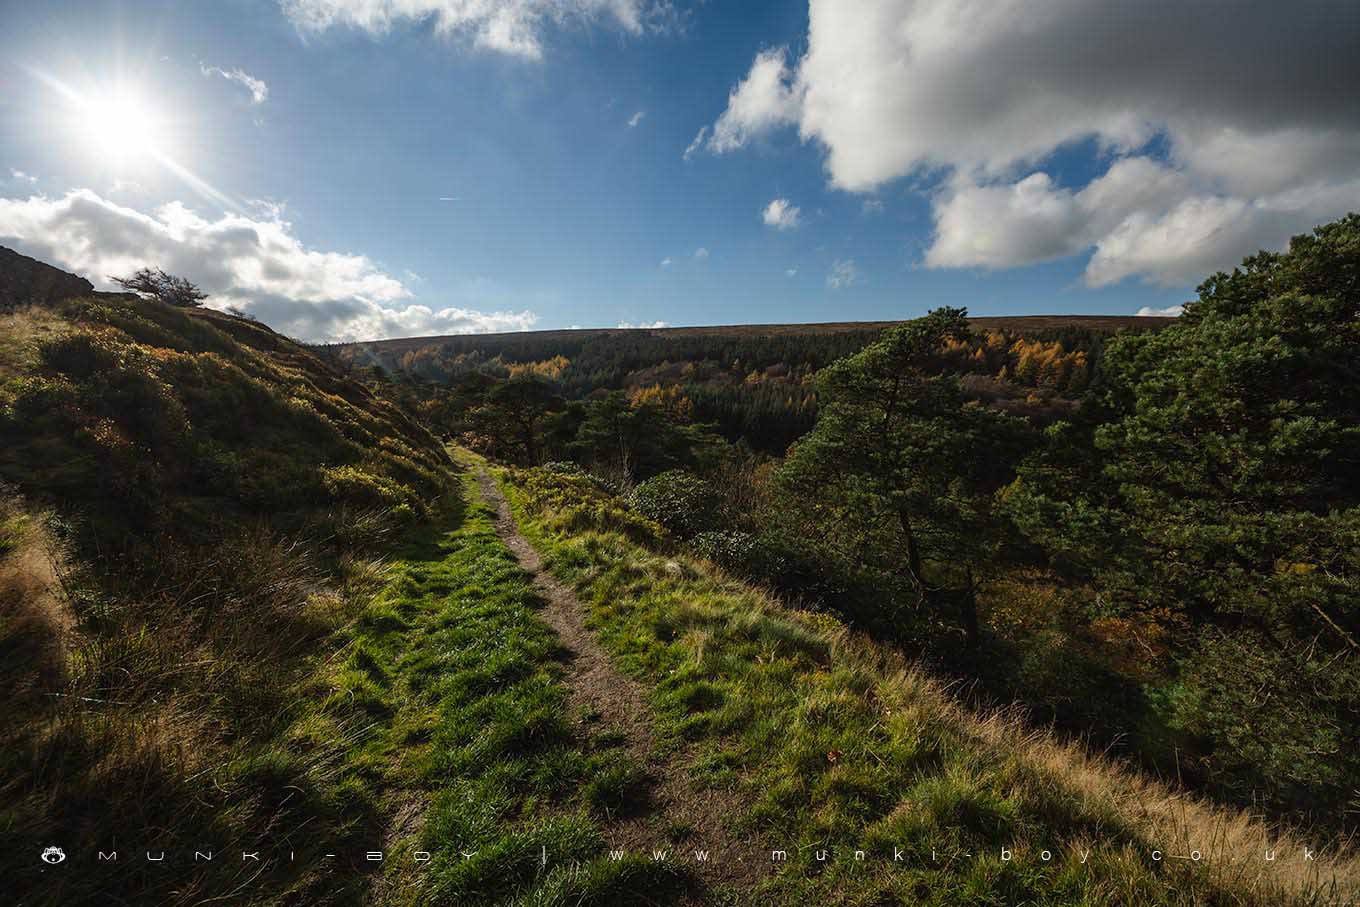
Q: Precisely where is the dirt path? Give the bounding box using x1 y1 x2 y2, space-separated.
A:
475 469 767 890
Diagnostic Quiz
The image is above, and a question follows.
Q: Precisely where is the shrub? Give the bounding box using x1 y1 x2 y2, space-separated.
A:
320 465 422 515
511 467 664 546
692 529 779 580
1167 630 1360 820
39 329 124 377
625 470 719 539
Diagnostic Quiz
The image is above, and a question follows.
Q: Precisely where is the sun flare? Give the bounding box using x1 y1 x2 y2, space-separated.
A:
77 88 170 165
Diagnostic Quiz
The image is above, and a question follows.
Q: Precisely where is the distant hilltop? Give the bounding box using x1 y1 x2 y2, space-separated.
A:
331 313 1178 355
0 245 1180 342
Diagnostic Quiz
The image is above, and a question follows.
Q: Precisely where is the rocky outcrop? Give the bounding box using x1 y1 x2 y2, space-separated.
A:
0 245 95 310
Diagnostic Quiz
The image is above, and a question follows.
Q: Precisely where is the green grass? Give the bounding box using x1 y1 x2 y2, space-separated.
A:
498 463 1359 907
326 469 695 905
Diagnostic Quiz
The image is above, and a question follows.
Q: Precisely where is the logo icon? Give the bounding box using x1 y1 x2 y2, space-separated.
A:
41 846 66 865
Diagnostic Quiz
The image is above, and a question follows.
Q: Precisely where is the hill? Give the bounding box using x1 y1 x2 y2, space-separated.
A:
330 313 1176 357
328 313 1174 455
2 241 1355 907
1 284 455 904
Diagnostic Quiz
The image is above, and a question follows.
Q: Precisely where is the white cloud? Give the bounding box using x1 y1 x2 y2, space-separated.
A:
10 169 38 184
627 110 646 127
862 198 885 216
762 197 801 230
0 189 536 342
706 0 1360 286
706 47 801 153
280 0 653 60
200 65 269 104
927 160 1360 286
693 246 709 258
1137 304 1184 317
659 257 673 267
617 319 669 328
826 258 858 289
682 125 708 160
785 266 798 277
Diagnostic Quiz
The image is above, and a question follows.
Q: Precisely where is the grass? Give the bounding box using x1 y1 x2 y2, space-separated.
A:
2 467 696 905
317 468 695 906
498 462 1360 907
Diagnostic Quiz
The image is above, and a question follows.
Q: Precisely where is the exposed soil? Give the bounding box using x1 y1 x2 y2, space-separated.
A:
475 469 768 891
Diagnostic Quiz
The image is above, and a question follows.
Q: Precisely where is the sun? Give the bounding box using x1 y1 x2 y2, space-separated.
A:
77 87 172 166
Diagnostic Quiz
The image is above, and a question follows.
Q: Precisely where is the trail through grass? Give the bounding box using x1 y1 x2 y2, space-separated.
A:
330 469 694 905
497 462 1360 907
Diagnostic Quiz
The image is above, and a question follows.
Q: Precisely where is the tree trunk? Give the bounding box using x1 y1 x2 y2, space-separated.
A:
897 507 927 604
960 569 981 649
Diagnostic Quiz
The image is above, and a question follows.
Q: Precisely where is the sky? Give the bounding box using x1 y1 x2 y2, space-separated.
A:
1 0 1357 342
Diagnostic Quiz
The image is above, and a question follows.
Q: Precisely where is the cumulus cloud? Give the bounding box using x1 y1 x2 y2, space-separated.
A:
705 0 1360 286
785 266 798 277
627 110 646 127
0 189 536 342
706 47 801 153
10 169 38 184
659 257 673 267
617 319 669 328
928 160 1360 286
693 246 709 258
762 198 801 230
280 0 656 59
200 64 269 104
1137 304 1185 317
826 258 858 289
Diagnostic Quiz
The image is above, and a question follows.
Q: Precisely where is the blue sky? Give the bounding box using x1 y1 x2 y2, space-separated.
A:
2 0 1356 341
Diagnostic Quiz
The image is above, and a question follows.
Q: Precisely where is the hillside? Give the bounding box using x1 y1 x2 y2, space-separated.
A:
331 313 1176 357
2 232 1357 907
330 313 1173 455
0 286 455 904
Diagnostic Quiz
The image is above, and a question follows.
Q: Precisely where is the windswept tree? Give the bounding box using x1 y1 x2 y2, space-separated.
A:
777 307 1033 646
111 267 209 308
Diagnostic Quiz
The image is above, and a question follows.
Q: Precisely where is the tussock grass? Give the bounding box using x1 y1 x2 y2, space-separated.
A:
1 490 393 906
501 463 1360 906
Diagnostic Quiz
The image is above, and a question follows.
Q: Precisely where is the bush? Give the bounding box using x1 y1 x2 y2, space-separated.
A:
1167 630 1360 820
511 467 664 546
692 530 780 581
625 470 719 539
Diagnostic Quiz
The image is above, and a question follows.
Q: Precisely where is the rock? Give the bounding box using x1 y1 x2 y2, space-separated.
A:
0 245 95 310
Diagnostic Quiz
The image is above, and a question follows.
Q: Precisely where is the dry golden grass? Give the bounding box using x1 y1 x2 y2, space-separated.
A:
823 625 1360 904
0 306 69 379
0 500 73 712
